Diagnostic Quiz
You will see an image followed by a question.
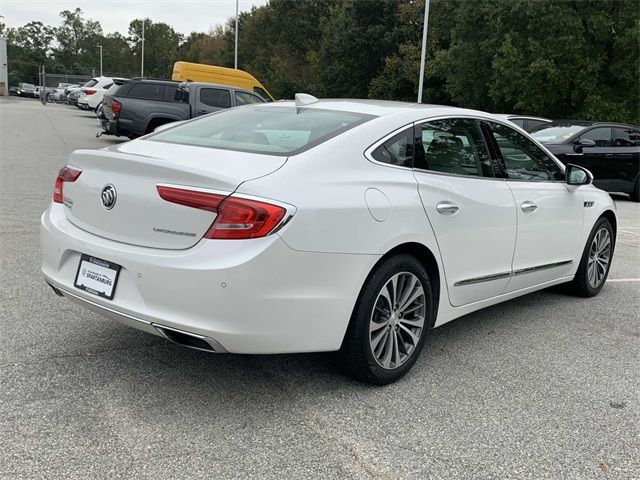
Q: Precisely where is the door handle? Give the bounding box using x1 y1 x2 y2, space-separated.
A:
521 201 538 213
436 201 459 215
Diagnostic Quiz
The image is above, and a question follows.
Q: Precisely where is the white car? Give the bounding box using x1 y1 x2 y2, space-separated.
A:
78 77 126 111
41 96 617 384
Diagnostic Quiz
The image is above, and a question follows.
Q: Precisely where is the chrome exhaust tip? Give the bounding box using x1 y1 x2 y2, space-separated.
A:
46 281 64 297
153 324 227 353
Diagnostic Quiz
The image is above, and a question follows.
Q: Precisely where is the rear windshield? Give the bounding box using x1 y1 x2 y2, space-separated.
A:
530 124 586 143
149 106 375 155
84 79 98 88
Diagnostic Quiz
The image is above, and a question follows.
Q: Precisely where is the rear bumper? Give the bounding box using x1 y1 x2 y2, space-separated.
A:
101 118 129 137
41 204 377 354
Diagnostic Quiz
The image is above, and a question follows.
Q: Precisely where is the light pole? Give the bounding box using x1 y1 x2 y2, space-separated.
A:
417 0 430 103
98 44 103 76
141 19 145 77
234 0 239 69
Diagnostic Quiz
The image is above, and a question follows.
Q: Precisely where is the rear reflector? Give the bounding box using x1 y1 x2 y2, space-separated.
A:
53 166 82 203
156 185 287 239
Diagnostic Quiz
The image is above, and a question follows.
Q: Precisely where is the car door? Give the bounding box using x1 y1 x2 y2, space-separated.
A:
195 87 232 116
412 118 517 307
612 127 640 194
483 121 584 291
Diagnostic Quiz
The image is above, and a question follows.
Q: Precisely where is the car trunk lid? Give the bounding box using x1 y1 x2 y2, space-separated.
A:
62 140 286 249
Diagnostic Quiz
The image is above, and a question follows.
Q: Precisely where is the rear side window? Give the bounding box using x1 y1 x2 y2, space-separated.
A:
253 86 271 101
200 88 231 108
416 118 493 177
613 127 639 147
235 91 264 106
150 106 375 155
580 127 612 147
487 121 563 181
371 128 413 168
129 83 166 100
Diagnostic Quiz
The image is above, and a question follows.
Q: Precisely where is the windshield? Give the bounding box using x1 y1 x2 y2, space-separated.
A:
150 106 375 155
530 124 586 143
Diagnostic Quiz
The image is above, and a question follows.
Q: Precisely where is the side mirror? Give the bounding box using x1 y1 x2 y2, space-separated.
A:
566 163 593 186
573 138 595 153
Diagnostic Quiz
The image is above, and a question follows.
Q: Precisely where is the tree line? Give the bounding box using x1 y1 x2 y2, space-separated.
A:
1 0 638 123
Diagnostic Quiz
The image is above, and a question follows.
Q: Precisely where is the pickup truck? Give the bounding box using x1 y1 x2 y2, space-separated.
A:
100 79 266 138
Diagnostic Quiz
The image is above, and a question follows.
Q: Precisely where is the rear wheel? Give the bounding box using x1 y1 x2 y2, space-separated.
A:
567 217 614 297
339 254 433 385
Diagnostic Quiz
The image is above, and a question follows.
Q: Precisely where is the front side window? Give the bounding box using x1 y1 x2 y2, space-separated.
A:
487 121 563 181
613 127 639 147
235 91 265 106
371 128 413 167
200 88 231 109
416 118 492 177
151 106 375 155
580 127 612 147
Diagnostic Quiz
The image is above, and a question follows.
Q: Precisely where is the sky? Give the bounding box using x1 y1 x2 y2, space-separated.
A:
0 0 269 36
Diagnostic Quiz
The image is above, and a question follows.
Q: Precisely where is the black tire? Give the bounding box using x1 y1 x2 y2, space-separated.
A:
338 254 433 385
630 179 639 202
567 217 614 297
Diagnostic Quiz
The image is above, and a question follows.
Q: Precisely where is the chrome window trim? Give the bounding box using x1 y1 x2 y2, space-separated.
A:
364 114 567 182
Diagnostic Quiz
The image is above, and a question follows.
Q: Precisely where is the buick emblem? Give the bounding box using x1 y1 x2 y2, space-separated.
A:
101 184 117 210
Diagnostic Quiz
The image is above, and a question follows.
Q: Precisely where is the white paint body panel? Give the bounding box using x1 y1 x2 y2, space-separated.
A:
40 100 617 354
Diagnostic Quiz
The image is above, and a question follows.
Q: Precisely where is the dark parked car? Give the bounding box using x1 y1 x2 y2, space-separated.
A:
16 83 37 98
495 114 552 132
101 78 265 138
531 121 640 201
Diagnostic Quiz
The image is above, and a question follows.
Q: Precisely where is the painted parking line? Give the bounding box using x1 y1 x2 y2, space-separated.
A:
607 278 640 283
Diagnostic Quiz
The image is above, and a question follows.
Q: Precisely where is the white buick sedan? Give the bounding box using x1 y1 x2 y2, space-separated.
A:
41 96 616 384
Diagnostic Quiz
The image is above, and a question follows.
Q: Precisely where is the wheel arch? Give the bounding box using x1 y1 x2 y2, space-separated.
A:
600 209 617 240
373 242 441 328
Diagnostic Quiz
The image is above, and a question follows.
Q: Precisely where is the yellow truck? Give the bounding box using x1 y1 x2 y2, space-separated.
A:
172 62 274 101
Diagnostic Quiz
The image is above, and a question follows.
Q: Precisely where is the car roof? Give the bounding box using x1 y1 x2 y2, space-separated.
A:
494 113 551 122
264 98 506 122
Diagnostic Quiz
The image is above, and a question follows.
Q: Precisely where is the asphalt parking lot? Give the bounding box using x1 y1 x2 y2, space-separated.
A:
1 96 639 479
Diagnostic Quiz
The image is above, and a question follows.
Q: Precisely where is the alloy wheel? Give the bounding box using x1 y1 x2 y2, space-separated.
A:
369 272 426 370
587 227 611 288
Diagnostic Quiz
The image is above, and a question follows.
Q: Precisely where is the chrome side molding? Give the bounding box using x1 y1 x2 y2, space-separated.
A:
454 260 573 287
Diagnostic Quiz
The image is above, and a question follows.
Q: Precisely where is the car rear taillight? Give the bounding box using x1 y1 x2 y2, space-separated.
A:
206 197 286 239
85 89 97 95
157 186 225 213
53 166 82 203
111 100 122 116
156 186 287 239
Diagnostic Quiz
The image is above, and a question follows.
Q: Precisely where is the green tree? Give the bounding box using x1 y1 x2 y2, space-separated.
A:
129 19 183 78
53 8 103 72
316 0 400 97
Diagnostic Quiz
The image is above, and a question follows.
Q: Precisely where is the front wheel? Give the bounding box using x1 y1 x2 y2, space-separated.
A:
338 254 433 385
567 218 614 297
